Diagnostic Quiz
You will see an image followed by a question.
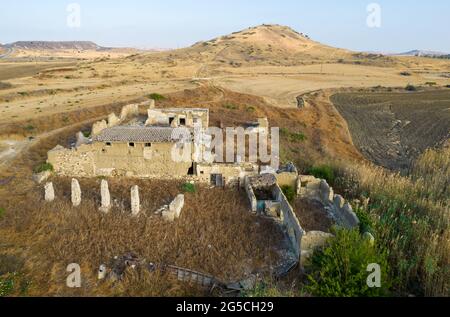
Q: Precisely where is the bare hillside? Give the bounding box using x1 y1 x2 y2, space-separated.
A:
134 24 395 68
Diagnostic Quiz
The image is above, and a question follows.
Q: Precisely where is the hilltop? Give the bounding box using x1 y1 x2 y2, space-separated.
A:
134 24 395 68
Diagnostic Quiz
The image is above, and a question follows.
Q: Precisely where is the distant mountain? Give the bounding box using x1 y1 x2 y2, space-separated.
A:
391 50 449 57
4 41 104 51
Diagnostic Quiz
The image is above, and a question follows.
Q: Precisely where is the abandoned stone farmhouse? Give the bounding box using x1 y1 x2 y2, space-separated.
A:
44 100 362 271
48 101 260 186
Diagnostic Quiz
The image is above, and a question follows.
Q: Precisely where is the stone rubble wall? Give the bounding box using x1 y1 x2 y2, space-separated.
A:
47 145 95 177
245 180 258 213
272 184 305 260
298 175 360 229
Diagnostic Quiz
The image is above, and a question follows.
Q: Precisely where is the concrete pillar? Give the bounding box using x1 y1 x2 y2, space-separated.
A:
131 185 140 216
100 180 111 212
98 264 107 280
44 182 55 202
71 178 81 207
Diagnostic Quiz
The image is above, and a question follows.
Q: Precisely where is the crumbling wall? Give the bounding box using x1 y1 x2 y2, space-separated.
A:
197 163 259 187
276 172 298 189
92 120 108 136
245 181 258 213
119 103 139 121
298 175 359 229
47 145 95 177
272 184 304 260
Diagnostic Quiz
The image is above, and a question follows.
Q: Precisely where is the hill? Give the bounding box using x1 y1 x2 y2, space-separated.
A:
392 50 449 57
135 24 395 68
5 41 102 51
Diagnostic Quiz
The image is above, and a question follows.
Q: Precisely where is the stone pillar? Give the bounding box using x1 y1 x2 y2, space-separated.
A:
169 194 185 218
98 264 107 280
44 182 55 202
71 178 81 207
149 99 156 109
100 180 111 212
131 185 140 216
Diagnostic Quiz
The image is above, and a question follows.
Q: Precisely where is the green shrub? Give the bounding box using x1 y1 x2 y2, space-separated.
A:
0 275 15 297
33 162 54 174
281 185 295 203
399 71 411 76
224 103 238 110
405 84 417 91
0 208 4 218
181 183 196 194
305 228 390 297
354 205 374 235
289 132 306 142
280 128 307 142
24 125 35 132
308 165 336 185
82 131 91 138
148 93 166 101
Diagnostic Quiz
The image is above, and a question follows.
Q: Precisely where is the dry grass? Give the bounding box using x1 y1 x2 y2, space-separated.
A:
334 146 449 296
0 122 286 296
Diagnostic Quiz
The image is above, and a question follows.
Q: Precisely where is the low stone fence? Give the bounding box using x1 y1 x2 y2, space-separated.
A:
272 184 305 260
245 175 304 261
298 175 360 229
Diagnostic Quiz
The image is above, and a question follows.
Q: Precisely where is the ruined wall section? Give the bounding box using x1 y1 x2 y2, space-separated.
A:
298 175 359 229
47 145 95 177
272 184 304 259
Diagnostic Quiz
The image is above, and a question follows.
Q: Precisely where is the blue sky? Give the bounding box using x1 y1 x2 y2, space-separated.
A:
1 0 449 52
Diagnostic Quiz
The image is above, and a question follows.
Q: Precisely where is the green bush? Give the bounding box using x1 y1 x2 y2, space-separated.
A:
354 205 374 235
33 162 54 174
82 131 91 138
148 93 166 101
0 208 4 218
405 84 417 91
224 103 238 110
305 228 390 297
308 165 336 185
281 185 295 203
280 128 307 143
181 183 196 194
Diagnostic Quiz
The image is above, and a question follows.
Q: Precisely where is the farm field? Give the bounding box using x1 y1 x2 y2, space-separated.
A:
331 89 450 171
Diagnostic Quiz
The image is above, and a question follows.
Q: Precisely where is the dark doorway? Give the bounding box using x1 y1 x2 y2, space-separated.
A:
210 174 224 187
188 163 196 176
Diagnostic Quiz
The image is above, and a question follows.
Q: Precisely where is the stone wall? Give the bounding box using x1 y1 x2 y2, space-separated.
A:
275 172 298 190
119 103 139 121
245 180 258 213
197 163 258 187
272 184 305 259
298 175 359 229
47 145 95 177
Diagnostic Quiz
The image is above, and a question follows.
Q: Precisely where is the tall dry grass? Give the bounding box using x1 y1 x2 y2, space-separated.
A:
335 146 449 296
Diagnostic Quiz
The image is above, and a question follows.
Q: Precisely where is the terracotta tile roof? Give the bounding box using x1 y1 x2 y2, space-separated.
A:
92 126 192 143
